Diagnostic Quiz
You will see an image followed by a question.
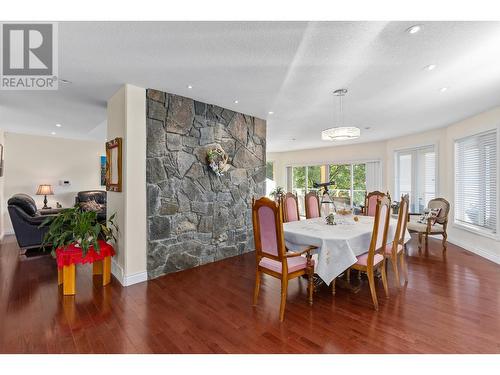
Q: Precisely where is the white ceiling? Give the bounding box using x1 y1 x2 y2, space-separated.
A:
1 21 500 152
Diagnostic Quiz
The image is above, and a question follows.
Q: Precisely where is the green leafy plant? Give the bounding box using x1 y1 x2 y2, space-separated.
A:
40 207 118 257
270 186 285 199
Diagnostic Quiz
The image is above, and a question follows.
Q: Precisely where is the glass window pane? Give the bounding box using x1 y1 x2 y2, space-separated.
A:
266 161 274 181
307 166 321 191
292 166 306 216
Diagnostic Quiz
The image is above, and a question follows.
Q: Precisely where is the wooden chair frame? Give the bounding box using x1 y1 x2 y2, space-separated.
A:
252 197 316 321
350 195 390 310
408 197 450 252
304 191 321 219
281 192 301 223
364 191 391 216
384 194 409 288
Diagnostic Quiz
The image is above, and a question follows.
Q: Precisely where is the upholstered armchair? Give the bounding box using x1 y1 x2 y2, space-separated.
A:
407 198 450 251
304 191 321 219
7 194 61 250
252 197 316 321
364 191 391 216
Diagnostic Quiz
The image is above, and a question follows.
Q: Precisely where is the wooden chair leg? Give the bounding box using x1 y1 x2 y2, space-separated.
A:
307 269 313 306
418 233 423 249
330 278 336 295
253 269 261 306
400 252 409 284
442 233 447 252
366 269 378 311
391 255 400 288
346 268 351 283
279 277 288 322
380 261 389 298
62 264 76 295
357 270 362 280
102 256 111 286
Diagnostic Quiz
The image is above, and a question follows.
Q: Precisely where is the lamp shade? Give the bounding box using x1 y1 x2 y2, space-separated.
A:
36 184 54 195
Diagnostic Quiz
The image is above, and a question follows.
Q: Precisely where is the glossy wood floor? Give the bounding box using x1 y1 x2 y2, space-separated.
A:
0 234 499 354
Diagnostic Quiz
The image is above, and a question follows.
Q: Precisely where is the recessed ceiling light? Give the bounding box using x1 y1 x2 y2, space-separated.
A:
187 85 193 89
424 64 437 71
51 131 56 135
55 123 61 127
234 100 239 104
268 111 274 115
406 25 422 34
440 87 448 93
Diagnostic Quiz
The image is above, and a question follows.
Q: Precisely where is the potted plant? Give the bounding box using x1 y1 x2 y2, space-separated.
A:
40 207 118 257
269 186 285 202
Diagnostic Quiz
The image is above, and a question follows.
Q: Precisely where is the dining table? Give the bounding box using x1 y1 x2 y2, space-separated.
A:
283 214 412 286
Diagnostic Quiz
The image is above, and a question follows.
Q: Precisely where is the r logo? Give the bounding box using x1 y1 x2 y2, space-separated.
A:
2 23 53 75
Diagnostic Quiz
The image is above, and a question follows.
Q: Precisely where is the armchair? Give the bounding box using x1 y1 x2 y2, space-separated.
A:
75 190 107 222
407 198 450 251
7 194 60 250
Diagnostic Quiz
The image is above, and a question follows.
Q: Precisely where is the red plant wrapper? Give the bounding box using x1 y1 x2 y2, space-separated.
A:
56 240 115 269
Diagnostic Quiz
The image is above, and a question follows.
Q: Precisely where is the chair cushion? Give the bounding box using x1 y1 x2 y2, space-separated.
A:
383 243 403 255
355 253 384 266
407 221 444 233
259 255 314 274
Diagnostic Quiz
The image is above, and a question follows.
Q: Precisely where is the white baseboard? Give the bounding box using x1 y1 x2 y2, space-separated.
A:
111 258 148 286
447 238 500 264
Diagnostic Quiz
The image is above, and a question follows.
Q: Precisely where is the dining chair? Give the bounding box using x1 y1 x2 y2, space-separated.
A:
304 191 321 219
383 194 409 288
364 191 391 216
349 195 390 310
281 192 300 222
407 198 450 252
252 197 316 322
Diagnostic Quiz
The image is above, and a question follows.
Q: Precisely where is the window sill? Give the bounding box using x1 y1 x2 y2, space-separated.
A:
452 222 499 241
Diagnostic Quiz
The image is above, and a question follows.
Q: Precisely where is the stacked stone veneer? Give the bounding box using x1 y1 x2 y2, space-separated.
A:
146 89 266 279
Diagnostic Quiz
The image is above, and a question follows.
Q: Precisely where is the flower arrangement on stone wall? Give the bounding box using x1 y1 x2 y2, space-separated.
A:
206 145 229 177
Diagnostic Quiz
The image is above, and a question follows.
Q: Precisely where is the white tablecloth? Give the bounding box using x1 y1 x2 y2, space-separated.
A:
283 215 411 284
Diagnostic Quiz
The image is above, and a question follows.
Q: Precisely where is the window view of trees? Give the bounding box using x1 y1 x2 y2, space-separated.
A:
291 163 367 210
266 161 274 181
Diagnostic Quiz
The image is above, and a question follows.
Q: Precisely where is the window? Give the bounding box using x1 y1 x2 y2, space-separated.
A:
265 161 275 197
288 162 373 216
455 130 497 235
395 145 436 213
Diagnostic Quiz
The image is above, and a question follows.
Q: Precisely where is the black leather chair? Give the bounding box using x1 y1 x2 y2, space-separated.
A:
75 190 107 221
7 194 61 250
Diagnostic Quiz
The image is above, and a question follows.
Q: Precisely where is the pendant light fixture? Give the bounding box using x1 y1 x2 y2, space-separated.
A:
321 89 361 141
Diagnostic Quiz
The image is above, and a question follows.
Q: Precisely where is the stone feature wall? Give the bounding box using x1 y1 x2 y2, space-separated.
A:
146 89 266 279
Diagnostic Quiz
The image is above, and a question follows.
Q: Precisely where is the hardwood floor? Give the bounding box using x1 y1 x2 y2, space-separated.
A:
0 234 499 353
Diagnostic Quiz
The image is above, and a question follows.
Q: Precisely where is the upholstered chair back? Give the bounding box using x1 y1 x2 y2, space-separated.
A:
282 192 300 222
305 192 321 219
428 198 450 224
252 197 286 261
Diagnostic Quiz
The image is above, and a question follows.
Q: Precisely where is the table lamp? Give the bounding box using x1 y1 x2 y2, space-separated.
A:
36 184 54 209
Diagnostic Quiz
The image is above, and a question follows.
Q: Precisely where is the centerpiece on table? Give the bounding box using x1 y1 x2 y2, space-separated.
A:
325 213 336 225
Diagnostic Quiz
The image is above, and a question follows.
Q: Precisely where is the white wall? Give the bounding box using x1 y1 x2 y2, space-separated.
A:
107 84 147 286
269 106 500 264
2 132 105 234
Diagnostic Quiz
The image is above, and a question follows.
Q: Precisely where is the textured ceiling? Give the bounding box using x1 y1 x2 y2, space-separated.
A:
1 21 500 152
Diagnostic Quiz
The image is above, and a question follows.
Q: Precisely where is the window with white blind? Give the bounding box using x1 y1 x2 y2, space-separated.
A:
395 145 437 213
454 129 497 235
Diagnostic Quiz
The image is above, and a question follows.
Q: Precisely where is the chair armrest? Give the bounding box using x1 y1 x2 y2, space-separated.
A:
285 245 317 257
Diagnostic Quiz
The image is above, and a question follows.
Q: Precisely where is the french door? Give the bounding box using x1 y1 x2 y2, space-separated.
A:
395 145 437 213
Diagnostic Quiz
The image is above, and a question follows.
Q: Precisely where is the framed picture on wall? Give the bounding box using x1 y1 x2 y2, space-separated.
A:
105 137 122 192
100 155 106 186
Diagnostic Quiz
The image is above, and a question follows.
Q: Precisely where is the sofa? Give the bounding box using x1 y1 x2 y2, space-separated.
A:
75 190 107 222
7 194 62 250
